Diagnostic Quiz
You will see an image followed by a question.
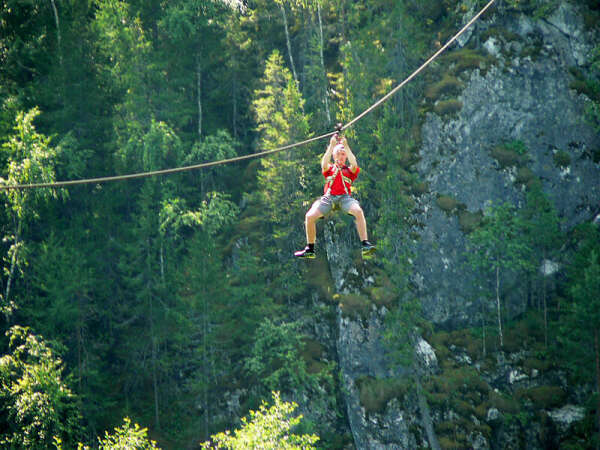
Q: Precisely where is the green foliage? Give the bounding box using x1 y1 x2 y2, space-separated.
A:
467 202 532 275
425 75 463 101
0 326 82 448
553 150 571 168
433 99 463 116
356 376 409 414
440 48 495 76
560 240 600 387
335 293 372 320
490 141 528 169
514 166 537 187
466 201 532 347
458 209 483 234
83 417 159 450
201 392 319 449
252 49 315 259
1 108 59 218
516 386 566 409
245 319 328 394
504 0 559 18
436 194 461 213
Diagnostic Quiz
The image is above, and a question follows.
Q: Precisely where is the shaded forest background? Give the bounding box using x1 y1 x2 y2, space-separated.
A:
1 0 600 448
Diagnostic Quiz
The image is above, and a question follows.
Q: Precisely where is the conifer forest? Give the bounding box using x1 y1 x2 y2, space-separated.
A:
1 0 600 448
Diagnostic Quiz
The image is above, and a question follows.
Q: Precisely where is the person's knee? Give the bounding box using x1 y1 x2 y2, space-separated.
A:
349 205 364 218
306 209 321 222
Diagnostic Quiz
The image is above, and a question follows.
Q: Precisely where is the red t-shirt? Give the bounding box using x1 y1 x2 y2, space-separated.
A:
322 164 360 195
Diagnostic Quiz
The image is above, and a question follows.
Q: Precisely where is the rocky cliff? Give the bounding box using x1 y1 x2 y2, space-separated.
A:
322 2 600 448
415 0 600 328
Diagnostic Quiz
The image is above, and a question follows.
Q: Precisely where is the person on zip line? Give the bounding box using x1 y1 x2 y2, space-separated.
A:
294 128 376 259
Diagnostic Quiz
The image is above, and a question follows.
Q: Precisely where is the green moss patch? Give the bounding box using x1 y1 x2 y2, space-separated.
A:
517 386 566 409
438 437 463 449
368 286 395 309
488 391 519 414
504 313 545 352
337 293 372 319
429 367 488 396
480 27 521 44
553 150 571 168
305 257 335 301
425 75 463 101
441 48 495 76
523 357 551 373
458 209 483 234
515 166 537 187
491 145 524 169
436 194 462 213
434 99 463 116
356 376 409 414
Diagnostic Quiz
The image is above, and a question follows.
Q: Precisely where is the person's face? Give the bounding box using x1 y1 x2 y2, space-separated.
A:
334 148 347 165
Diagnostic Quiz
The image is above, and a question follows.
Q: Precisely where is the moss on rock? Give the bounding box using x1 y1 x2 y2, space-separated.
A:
519 386 566 409
515 166 537 186
458 209 483 234
553 150 571 168
356 376 409 414
491 145 523 168
434 99 463 116
425 75 463 101
436 194 461 213
337 293 372 319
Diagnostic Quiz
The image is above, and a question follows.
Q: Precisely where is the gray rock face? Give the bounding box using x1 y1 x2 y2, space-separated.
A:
323 2 599 448
414 3 600 327
324 221 420 449
547 404 586 432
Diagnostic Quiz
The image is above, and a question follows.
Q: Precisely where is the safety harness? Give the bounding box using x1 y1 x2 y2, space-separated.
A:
324 164 354 196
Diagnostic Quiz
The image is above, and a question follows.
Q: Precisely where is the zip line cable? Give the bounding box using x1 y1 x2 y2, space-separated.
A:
0 0 496 191
342 0 497 131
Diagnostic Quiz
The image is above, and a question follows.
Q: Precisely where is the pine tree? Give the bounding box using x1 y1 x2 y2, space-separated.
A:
466 202 532 348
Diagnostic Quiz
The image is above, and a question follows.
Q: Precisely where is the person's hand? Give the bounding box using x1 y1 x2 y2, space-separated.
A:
329 134 338 146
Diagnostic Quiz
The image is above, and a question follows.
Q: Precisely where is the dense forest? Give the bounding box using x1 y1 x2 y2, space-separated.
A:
1 0 600 448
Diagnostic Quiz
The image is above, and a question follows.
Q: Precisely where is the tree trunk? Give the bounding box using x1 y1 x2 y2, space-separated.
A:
595 329 600 450
147 240 160 430
280 3 298 84
196 54 202 139
543 250 548 348
77 293 83 392
151 293 160 430
160 241 165 284
4 219 22 311
49 0 63 68
481 300 486 358
316 3 331 124
202 260 209 440
416 378 441 450
496 266 503 348
232 66 238 139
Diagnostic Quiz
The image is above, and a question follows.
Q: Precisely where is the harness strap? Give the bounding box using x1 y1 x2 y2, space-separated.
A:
324 164 350 196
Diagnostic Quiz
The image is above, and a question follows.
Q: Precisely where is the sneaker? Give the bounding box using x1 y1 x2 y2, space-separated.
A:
294 246 315 259
361 241 376 257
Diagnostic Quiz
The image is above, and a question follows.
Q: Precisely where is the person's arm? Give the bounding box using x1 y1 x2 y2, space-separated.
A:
321 135 336 172
342 137 358 170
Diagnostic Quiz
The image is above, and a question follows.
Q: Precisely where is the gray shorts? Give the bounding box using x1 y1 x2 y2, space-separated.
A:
312 194 360 215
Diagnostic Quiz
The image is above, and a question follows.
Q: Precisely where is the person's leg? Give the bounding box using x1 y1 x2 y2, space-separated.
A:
347 203 368 242
306 204 324 243
295 199 328 258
